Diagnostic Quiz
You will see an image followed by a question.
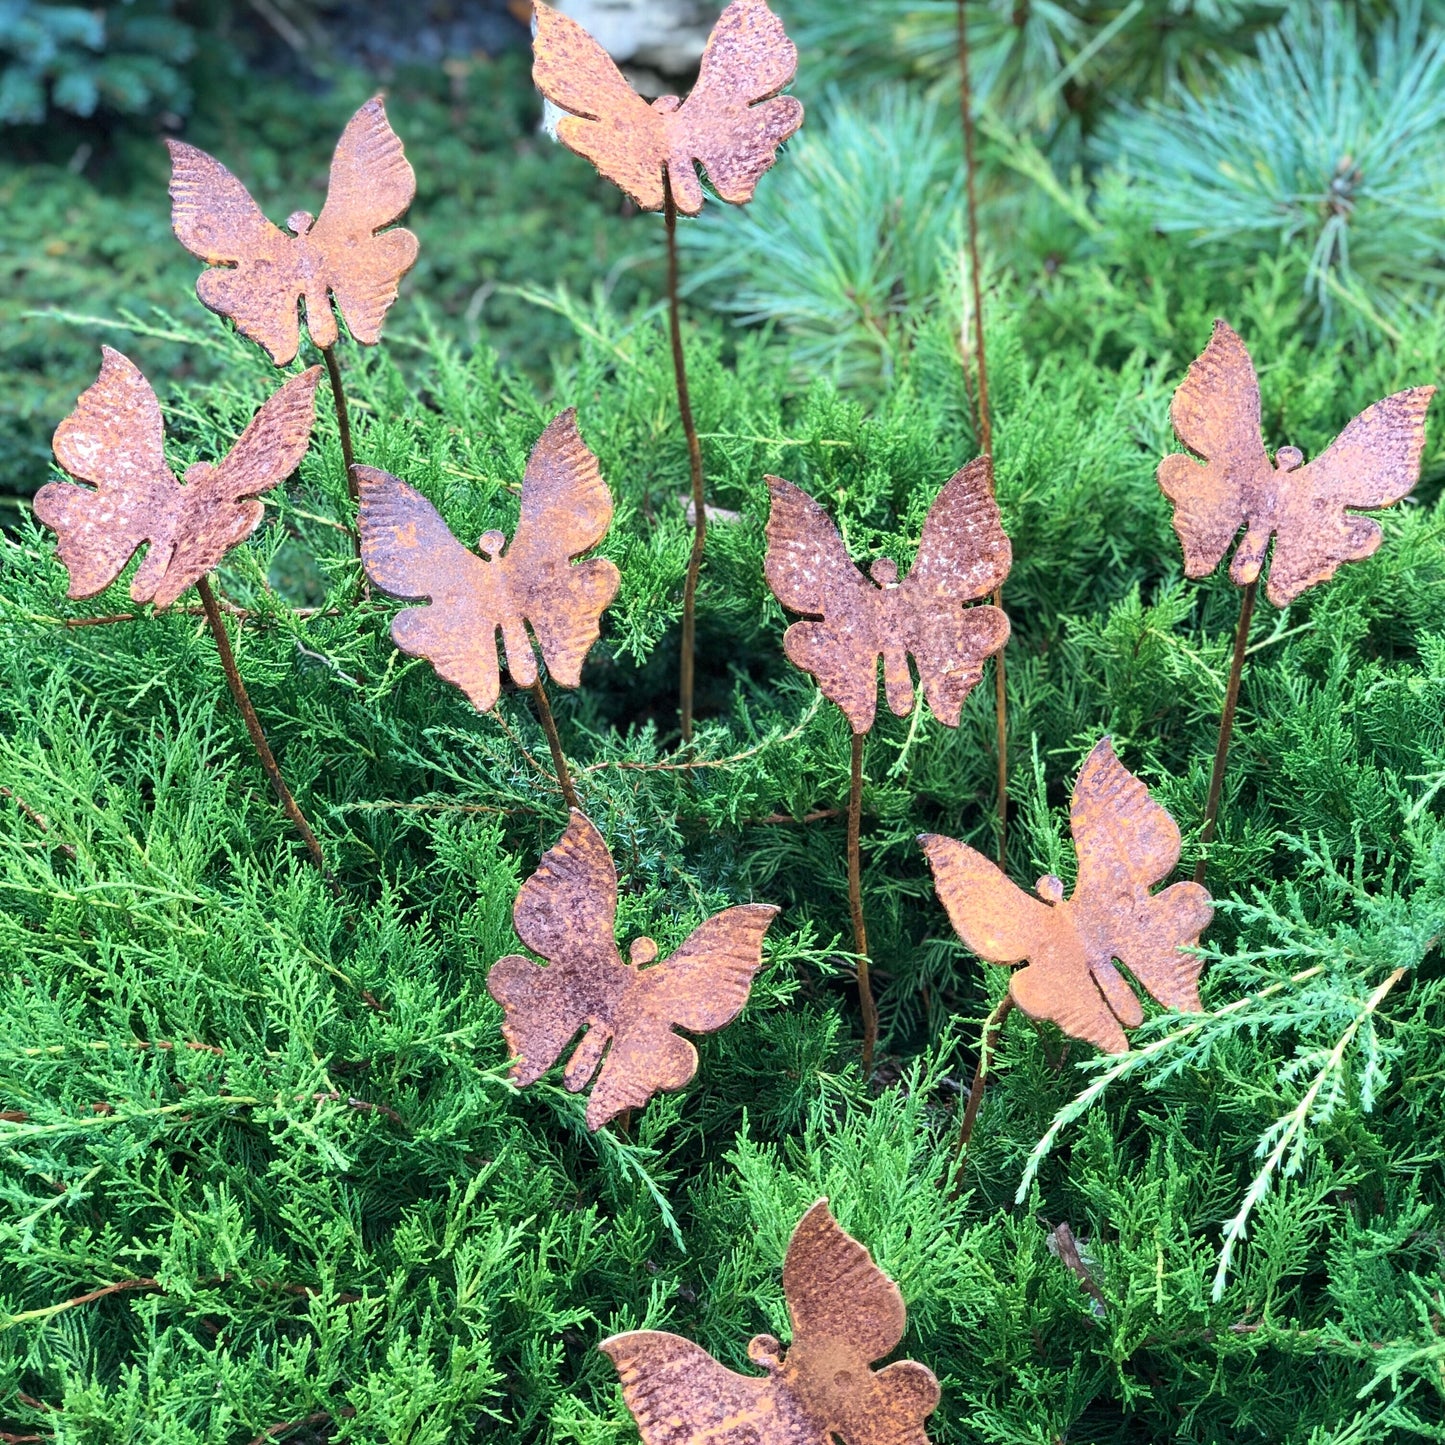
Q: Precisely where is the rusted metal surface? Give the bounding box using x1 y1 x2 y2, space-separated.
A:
1159 319 1435 607
35 347 320 610
355 408 620 713
487 810 778 1130
920 737 1213 1054
167 97 420 366
531 0 803 216
600 1198 940 1444
764 460 1012 735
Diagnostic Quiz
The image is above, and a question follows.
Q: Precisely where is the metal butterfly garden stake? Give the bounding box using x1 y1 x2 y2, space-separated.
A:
601 1198 939 1444
921 737 1213 1187
764 459 1012 1072
1160 320 1434 882
34 347 330 880
488 810 778 1130
531 0 803 744
167 96 419 513
953 0 1009 867
355 409 620 810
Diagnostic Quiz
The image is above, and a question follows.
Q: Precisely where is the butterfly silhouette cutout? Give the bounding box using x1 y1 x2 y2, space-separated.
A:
764 460 1011 735
355 409 620 713
532 0 803 216
167 97 419 366
920 738 1213 1054
34 347 321 610
601 1198 939 1445
1158 319 1435 607
487 810 778 1130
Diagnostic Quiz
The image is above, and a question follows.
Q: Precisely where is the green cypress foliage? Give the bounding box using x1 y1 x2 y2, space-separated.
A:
5 20 1445 1445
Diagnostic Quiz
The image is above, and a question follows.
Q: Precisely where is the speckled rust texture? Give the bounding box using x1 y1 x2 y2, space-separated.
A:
168 97 419 365
486 810 777 1130
921 738 1213 1054
532 0 803 215
1159 319 1435 607
763 458 1011 735
600 1199 940 1444
35 347 320 609
355 409 620 714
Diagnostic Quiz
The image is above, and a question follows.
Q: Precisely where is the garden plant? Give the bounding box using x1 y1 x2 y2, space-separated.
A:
4 2 1445 1443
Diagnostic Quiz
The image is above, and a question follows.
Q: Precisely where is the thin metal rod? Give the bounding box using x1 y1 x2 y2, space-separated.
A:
948 993 1013 1198
528 680 581 811
196 575 334 886
664 176 707 746
1194 579 1257 885
321 344 358 502
848 731 878 1074
958 0 1008 866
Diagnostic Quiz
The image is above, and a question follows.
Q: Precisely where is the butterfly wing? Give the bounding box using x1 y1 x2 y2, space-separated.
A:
1157 320 1269 581
665 0 803 216
1068 738 1213 1026
502 409 621 690
584 903 778 1129
919 831 1127 1053
355 465 505 710
308 97 420 349
150 366 322 609
487 811 629 1088
599 1332 775 1445
531 1 669 212
166 139 303 366
34 347 183 602
1265 385 1435 606
764 476 880 734
782 1201 941 1445
897 458 1012 726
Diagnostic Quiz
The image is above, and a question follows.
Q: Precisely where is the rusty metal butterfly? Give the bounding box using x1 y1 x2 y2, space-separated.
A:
167 97 419 366
920 738 1213 1054
601 1198 939 1444
1159 319 1435 607
764 459 1011 735
355 409 620 713
487 810 778 1130
532 0 803 215
34 347 320 609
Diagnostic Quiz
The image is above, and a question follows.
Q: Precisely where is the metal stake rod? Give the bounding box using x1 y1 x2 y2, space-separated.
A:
1194 579 1257 885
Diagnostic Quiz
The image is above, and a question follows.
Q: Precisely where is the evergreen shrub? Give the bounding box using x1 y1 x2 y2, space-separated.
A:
4 9 1445 1443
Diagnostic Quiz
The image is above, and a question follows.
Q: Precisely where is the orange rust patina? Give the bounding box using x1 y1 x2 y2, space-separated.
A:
167 97 419 366
921 738 1213 1054
355 409 619 713
1159 319 1435 607
487 811 778 1131
34 347 320 609
601 1199 940 1444
763 459 1011 735
531 0 803 216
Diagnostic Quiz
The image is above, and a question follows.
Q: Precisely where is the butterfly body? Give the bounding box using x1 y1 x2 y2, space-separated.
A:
357 409 621 712
764 463 1011 734
35 347 320 609
168 97 419 365
601 1201 939 1445
921 738 1212 1053
532 0 803 216
487 811 777 1130
1158 320 1434 606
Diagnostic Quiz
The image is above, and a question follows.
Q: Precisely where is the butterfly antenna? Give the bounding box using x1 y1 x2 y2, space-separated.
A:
663 172 708 748
195 575 340 896
1194 578 1258 885
957 0 1009 868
